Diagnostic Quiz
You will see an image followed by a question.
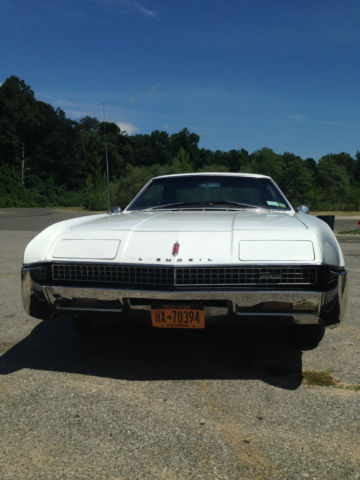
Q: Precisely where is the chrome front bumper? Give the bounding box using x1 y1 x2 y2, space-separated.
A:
22 268 348 326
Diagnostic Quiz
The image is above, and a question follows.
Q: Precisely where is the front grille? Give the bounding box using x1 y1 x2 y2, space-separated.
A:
52 264 174 286
51 264 317 288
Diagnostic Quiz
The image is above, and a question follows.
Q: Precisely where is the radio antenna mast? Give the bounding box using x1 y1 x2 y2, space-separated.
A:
102 103 111 214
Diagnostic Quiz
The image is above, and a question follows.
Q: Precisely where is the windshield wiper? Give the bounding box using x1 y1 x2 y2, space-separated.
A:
208 201 263 209
147 202 206 210
146 201 264 210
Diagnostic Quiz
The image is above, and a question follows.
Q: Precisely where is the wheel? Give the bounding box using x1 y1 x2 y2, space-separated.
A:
27 294 53 320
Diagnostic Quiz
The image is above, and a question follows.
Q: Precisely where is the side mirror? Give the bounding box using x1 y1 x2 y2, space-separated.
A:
111 206 121 214
296 205 310 214
317 215 335 230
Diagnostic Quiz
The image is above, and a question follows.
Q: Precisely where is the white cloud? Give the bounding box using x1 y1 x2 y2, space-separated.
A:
39 95 79 108
96 0 157 18
116 121 139 134
137 5 156 18
148 83 160 96
288 114 306 124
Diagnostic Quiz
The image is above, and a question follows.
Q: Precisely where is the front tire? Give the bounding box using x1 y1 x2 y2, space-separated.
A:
27 294 53 320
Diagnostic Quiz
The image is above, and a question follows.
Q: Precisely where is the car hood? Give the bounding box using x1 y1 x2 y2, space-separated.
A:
42 210 325 265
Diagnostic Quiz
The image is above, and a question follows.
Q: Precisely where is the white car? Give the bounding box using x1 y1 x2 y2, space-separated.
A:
22 173 347 347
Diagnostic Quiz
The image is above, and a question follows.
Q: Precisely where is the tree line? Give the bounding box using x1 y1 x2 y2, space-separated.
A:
1 76 359 211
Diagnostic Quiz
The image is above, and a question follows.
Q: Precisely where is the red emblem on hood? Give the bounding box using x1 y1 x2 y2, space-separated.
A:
172 241 180 256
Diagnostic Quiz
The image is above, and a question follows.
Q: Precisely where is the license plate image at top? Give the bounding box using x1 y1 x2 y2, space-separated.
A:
151 305 205 329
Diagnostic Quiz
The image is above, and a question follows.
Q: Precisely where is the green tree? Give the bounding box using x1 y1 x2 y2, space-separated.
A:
171 147 192 173
281 153 315 207
0 75 359 211
0 76 41 168
355 151 360 182
317 154 352 209
247 147 285 184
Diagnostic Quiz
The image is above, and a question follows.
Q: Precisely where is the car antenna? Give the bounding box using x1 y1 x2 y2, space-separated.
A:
102 103 111 214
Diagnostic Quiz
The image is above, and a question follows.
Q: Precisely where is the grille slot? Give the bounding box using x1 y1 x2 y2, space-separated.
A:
52 264 174 286
175 267 317 285
52 264 317 287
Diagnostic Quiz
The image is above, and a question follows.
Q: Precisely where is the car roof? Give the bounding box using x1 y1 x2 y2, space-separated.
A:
151 172 271 180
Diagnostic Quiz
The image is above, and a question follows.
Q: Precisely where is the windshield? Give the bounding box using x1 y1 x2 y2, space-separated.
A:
126 175 291 211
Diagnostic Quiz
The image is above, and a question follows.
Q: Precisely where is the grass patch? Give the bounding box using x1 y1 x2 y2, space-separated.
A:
303 370 360 391
303 370 339 387
311 211 360 216
338 229 360 235
344 385 360 392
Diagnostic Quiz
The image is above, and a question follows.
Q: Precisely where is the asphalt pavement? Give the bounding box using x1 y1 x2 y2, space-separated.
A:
0 208 95 231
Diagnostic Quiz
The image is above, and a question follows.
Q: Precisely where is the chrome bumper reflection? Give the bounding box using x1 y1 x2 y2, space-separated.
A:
21 268 347 326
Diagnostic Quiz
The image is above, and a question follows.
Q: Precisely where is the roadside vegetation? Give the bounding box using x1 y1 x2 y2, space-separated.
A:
338 229 360 235
311 211 360 216
1 76 360 210
302 371 360 391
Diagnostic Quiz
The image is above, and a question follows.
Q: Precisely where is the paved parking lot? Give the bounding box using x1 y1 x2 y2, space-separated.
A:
0 210 359 479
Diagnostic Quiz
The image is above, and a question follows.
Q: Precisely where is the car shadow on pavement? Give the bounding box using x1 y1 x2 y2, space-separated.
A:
0 313 305 390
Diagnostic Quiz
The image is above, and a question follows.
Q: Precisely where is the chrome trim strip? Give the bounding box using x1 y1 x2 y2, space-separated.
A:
21 269 44 313
339 269 348 322
42 284 323 323
21 269 32 314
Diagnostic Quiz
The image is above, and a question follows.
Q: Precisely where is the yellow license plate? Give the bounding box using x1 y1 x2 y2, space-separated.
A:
151 305 205 329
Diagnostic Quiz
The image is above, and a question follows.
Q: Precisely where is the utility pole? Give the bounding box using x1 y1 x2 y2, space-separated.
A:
21 145 25 186
103 103 111 213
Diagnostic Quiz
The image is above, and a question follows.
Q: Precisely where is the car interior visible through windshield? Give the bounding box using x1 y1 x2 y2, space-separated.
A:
127 175 290 211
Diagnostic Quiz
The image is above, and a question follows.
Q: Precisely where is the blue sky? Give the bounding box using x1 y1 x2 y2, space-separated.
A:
1 0 359 160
